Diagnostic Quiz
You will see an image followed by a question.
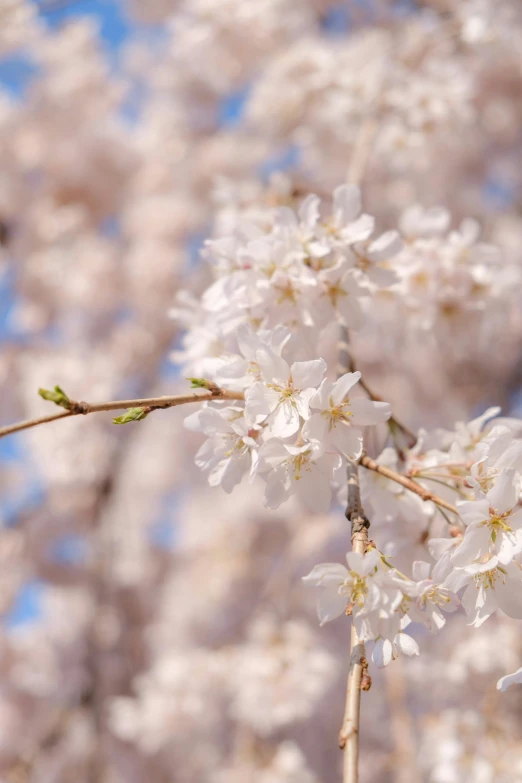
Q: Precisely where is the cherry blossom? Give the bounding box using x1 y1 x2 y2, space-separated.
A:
303 372 391 459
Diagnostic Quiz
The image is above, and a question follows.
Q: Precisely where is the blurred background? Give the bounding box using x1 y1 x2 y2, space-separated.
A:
1 1 522 781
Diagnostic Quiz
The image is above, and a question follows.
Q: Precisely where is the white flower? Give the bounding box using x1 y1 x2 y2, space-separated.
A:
303 550 412 650
185 406 259 493
469 425 522 494
406 560 459 633
303 372 391 458
371 632 420 668
260 439 341 513
213 323 291 389
245 347 326 438
314 265 366 330
443 555 522 627
302 549 382 625
352 230 402 287
452 468 522 567
497 665 522 693
329 184 375 246
399 205 451 238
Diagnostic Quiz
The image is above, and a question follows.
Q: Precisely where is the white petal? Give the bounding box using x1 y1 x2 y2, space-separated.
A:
496 531 519 565
264 466 291 509
372 639 393 668
412 561 431 581
394 633 420 658
367 230 403 261
317 588 349 625
331 423 363 459
310 378 332 409
331 372 361 405
236 323 258 360
302 563 349 587
299 194 320 228
269 400 301 438
450 526 490 567
245 382 279 424
442 568 471 593
428 537 457 561
462 583 496 628
184 409 204 432
302 413 328 444
291 359 326 389
211 455 248 493
497 666 522 692
256 347 290 385
333 184 361 225
496 578 522 620
340 214 375 244
350 397 392 426
487 468 520 514
457 499 490 527
294 388 315 420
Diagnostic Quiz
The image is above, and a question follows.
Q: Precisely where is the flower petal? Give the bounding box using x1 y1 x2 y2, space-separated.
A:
331 372 361 405
394 633 419 658
350 397 392 426
367 230 403 261
291 359 327 389
333 184 361 225
317 588 349 625
497 666 522 692
302 563 349 587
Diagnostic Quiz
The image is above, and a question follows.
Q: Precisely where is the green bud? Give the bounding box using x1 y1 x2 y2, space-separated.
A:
38 385 72 410
112 407 150 425
187 377 209 389
187 377 220 393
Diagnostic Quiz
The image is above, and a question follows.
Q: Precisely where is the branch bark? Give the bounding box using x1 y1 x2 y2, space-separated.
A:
339 459 371 783
0 389 245 440
359 453 458 516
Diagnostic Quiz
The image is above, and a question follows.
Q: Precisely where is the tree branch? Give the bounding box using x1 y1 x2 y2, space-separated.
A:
357 377 417 446
339 458 370 783
359 453 458 516
0 389 245 440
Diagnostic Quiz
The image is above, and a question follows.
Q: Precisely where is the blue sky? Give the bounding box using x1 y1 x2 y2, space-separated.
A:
0 0 133 95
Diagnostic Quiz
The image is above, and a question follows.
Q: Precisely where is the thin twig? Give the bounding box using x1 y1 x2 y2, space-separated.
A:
357 374 416 447
339 459 370 783
0 390 245 440
359 453 458 516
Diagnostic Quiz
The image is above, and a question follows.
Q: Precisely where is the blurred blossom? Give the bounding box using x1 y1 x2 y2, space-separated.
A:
1 0 522 781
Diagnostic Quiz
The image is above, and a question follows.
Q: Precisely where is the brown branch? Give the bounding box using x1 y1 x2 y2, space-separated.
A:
359 453 458 516
339 459 370 783
357 377 417 446
0 389 245 440
338 340 417 447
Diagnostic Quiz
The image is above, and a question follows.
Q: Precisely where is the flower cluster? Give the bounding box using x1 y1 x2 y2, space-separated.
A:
394 205 504 333
179 184 522 687
303 548 459 668
174 185 402 368
344 407 522 681
185 325 391 512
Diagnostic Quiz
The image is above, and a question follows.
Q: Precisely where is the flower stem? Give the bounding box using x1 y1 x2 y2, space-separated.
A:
339 458 370 783
0 389 245 440
359 453 458 516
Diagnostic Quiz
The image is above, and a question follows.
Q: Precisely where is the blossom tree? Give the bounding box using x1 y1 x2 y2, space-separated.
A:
2 1 522 782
